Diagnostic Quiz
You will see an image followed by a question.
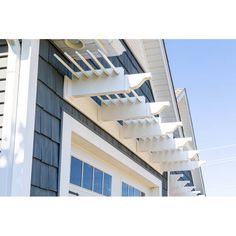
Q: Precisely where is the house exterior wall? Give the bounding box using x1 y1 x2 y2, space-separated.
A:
0 40 7 148
31 40 167 196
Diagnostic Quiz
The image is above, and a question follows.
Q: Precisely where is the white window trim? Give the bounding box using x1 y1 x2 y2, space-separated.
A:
59 112 162 196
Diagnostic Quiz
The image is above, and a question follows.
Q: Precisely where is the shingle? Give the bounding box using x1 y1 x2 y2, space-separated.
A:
40 110 52 138
0 46 8 53
48 166 58 192
41 136 53 165
40 162 49 190
54 72 64 97
52 142 59 168
36 81 45 108
51 116 60 143
39 40 49 62
50 93 61 119
0 40 7 46
30 186 56 196
31 158 41 187
33 132 42 160
34 106 41 133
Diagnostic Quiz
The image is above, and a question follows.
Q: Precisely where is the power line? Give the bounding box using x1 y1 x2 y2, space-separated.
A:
199 143 236 152
203 155 236 167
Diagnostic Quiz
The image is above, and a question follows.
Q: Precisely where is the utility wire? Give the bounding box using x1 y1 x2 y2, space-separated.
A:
203 155 236 167
199 143 236 152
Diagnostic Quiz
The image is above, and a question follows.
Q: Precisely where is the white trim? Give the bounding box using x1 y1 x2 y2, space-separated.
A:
0 40 39 196
0 40 21 196
59 112 162 196
10 40 39 196
159 40 182 130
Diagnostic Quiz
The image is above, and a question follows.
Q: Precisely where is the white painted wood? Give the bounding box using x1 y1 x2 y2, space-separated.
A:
0 104 4 115
0 40 20 196
59 112 162 196
98 97 169 121
173 191 200 196
63 68 151 98
171 185 195 194
0 57 8 68
137 137 192 152
120 121 182 139
10 40 39 196
150 150 199 163
0 69 7 79
159 160 206 172
169 174 184 183
0 80 6 91
170 180 190 189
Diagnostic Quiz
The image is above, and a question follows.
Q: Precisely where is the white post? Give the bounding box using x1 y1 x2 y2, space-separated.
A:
0 40 21 196
10 40 39 196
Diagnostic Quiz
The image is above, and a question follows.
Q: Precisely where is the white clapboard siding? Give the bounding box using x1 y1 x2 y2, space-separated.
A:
0 40 8 148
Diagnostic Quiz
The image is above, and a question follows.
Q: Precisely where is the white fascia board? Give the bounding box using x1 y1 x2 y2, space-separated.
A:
59 112 162 196
158 40 183 134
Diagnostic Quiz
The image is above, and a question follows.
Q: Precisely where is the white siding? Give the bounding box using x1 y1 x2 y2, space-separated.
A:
0 41 7 149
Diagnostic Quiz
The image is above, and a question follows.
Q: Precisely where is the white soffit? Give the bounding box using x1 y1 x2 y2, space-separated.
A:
125 39 181 124
52 39 126 59
175 88 197 149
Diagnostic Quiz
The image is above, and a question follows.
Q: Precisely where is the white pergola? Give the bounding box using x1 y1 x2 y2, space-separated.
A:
54 48 205 195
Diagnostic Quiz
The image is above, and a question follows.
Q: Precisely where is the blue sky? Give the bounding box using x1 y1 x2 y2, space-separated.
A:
165 40 236 196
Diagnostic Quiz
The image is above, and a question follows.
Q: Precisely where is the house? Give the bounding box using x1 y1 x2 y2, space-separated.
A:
0 39 205 196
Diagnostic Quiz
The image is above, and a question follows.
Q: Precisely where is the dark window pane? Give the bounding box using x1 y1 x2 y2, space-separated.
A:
83 163 93 190
122 182 128 196
128 185 134 196
134 188 140 196
70 157 82 186
94 168 103 194
103 173 112 196
141 192 145 197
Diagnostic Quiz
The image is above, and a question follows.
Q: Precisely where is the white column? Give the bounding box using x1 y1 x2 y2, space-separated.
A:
11 40 39 196
0 40 21 196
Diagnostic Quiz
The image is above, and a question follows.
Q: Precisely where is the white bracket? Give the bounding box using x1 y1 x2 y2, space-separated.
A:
150 150 199 163
98 98 169 121
137 137 192 152
120 120 182 139
159 160 206 172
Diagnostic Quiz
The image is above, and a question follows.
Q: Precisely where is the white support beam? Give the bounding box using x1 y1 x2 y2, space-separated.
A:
170 179 190 189
98 97 169 121
137 137 192 152
169 174 184 183
150 150 199 163
173 191 201 196
63 68 152 98
120 121 182 139
159 160 206 172
170 186 195 194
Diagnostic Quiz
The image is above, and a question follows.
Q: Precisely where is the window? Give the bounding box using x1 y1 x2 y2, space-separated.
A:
122 182 145 197
103 173 112 196
82 163 93 191
122 182 128 196
70 156 112 196
93 168 103 194
70 157 82 186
